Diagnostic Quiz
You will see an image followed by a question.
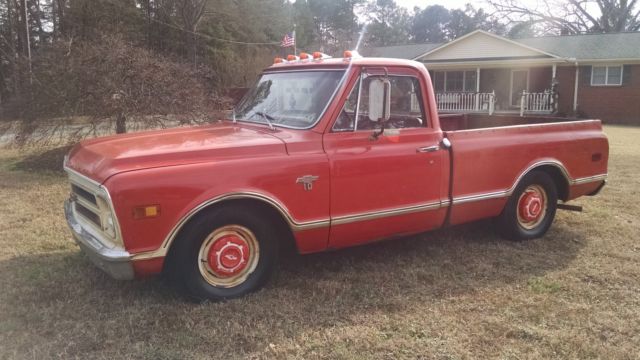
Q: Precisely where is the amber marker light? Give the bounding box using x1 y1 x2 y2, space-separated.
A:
286 54 298 61
312 51 323 60
133 205 160 220
273 57 284 64
299 52 309 60
343 50 353 58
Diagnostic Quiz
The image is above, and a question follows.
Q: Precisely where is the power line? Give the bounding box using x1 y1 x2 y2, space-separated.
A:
147 17 282 46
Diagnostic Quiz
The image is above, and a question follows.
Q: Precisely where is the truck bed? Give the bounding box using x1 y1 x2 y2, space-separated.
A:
439 113 581 132
443 118 609 226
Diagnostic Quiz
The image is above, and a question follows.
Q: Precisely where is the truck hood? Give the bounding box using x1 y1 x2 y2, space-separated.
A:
65 123 287 183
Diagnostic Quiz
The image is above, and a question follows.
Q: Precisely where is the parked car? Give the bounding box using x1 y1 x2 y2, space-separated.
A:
64 53 608 301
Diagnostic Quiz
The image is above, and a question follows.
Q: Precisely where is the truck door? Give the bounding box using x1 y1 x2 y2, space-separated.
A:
323 69 448 249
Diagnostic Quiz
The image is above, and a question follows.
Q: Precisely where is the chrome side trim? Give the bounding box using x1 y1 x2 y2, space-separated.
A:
131 192 331 261
133 163 606 260
572 174 608 185
451 160 608 205
331 200 448 226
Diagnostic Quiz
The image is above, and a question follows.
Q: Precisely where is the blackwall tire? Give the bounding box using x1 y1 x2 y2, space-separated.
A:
170 205 278 301
496 171 558 241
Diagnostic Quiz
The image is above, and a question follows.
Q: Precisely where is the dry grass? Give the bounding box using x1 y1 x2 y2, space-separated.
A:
0 125 639 359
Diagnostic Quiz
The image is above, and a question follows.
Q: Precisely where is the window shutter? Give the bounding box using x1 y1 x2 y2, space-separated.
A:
580 65 591 85
623 65 632 86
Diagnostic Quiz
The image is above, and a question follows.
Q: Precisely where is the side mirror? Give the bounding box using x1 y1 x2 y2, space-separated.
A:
368 78 391 122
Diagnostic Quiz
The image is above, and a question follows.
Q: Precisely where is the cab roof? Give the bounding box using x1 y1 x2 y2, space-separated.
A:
265 57 427 72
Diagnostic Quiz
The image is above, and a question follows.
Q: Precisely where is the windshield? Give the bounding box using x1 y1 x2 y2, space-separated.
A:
232 70 345 129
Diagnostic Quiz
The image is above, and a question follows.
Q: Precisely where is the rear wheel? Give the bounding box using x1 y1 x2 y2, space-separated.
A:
170 205 278 301
496 171 558 241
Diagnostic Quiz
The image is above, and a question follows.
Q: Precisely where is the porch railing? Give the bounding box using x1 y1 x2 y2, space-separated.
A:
436 91 495 115
520 90 553 116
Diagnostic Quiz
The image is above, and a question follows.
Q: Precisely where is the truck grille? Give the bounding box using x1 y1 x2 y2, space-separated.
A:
75 201 101 227
65 167 122 248
71 184 97 206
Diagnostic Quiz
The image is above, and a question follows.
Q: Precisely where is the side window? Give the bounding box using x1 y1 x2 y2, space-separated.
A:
333 75 428 132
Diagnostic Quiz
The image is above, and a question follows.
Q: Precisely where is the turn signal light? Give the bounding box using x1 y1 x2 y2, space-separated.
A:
133 205 160 220
274 57 284 64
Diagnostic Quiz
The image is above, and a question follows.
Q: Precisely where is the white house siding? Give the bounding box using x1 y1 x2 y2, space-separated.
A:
420 32 547 61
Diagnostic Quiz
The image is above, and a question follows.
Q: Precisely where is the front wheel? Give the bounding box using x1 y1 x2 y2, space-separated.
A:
170 205 278 301
496 171 558 241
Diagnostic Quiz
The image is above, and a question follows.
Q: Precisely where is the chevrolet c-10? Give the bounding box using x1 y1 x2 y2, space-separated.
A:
64 53 608 300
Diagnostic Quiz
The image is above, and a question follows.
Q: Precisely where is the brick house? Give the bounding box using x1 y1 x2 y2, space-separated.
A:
367 30 640 124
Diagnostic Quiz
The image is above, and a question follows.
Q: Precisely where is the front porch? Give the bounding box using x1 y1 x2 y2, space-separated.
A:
428 66 559 116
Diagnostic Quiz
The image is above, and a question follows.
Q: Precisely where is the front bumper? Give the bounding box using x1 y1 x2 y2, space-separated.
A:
64 200 134 280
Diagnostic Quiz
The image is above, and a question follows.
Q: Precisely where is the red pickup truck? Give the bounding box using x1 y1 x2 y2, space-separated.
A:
64 54 608 300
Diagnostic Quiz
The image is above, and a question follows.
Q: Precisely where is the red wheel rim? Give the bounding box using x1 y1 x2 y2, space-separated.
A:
207 234 250 277
517 185 547 230
198 225 259 288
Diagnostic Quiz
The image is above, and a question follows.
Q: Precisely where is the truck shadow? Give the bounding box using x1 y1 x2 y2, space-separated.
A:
0 219 585 355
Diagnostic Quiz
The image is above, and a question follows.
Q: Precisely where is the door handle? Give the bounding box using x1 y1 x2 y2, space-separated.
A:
416 145 440 153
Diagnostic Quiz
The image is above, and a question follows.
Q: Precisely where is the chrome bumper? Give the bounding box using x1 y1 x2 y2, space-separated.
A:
64 200 134 280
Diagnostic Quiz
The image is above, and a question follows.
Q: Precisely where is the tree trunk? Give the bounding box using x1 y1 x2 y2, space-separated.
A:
115 112 127 134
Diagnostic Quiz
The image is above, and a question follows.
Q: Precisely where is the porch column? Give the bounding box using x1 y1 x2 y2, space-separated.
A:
573 63 579 113
551 63 558 113
475 67 480 111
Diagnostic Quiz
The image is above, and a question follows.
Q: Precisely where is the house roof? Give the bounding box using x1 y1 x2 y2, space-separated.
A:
517 32 640 60
365 43 442 59
365 31 640 62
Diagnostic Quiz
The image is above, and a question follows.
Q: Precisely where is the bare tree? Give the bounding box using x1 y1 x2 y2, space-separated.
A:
176 0 207 66
488 0 640 34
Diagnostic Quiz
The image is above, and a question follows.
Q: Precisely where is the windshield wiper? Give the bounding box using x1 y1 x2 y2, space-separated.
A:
250 111 276 131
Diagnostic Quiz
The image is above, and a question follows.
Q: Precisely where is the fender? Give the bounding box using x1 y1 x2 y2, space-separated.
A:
131 191 330 261
451 159 607 205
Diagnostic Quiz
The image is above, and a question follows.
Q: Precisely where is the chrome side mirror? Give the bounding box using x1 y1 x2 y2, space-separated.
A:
368 78 391 122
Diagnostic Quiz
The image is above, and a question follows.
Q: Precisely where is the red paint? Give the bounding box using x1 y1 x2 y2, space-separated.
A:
207 235 250 277
519 191 543 222
65 57 609 279
132 257 164 277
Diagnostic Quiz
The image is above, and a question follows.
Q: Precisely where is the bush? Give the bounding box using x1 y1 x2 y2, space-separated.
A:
4 36 231 144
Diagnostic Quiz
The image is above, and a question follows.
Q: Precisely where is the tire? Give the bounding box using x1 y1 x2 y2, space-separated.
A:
169 204 278 301
496 171 558 241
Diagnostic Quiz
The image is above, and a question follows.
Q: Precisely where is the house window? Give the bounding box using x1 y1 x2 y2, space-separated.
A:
591 65 623 86
433 70 478 92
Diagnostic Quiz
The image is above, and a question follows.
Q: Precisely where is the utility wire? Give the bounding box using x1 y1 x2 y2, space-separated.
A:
147 17 281 46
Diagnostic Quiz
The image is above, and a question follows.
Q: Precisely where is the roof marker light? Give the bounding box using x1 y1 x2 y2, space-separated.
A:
312 52 332 60
299 52 310 60
274 57 284 64
287 55 299 61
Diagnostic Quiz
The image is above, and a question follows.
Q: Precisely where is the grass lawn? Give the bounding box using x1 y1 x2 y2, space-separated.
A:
0 125 638 359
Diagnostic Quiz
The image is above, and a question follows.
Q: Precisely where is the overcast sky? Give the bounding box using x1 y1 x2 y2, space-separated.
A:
394 0 484 11
393 0 543 11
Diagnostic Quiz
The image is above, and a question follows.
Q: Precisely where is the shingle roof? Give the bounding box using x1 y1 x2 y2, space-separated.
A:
517 32 640 60
364 43 442 59
365 32 640 61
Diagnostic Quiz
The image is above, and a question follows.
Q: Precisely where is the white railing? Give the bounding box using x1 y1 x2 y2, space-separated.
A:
436 91 495 115
520 90 553 116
